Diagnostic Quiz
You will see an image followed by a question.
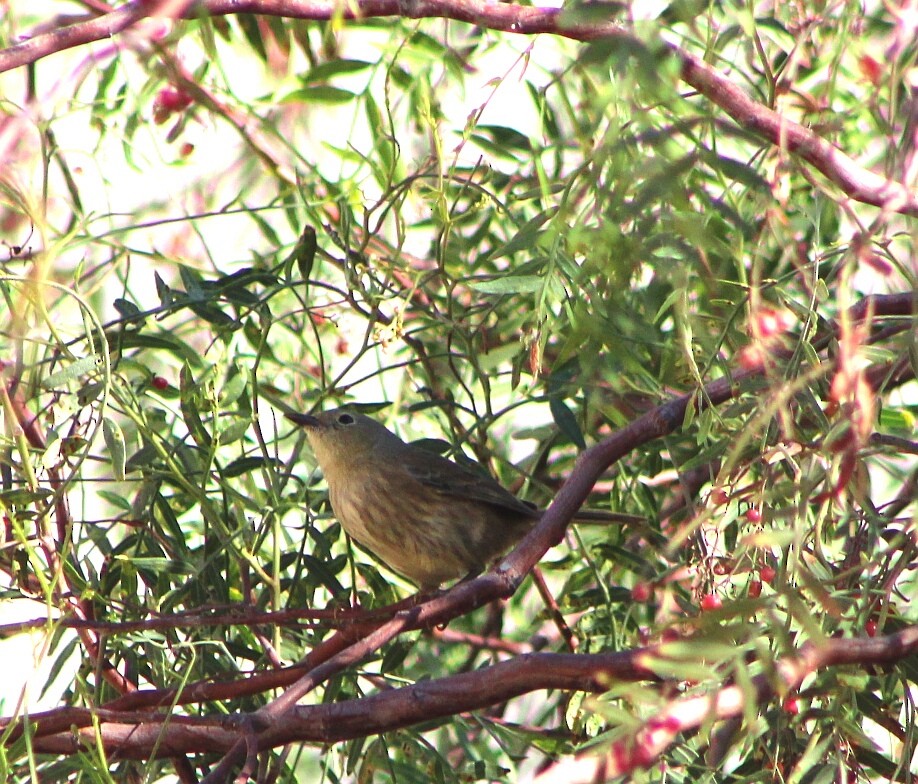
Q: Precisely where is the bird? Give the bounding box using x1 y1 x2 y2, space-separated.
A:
286 407 629 591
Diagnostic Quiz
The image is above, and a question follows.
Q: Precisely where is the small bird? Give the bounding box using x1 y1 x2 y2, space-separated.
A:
287 407 627 590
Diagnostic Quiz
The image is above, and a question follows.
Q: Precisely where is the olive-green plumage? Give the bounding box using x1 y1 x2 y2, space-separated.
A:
287 408 539 590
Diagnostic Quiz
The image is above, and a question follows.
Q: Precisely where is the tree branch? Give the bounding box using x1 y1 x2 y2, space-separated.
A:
13 625 918 760
536 625 918 780
3 1 917 213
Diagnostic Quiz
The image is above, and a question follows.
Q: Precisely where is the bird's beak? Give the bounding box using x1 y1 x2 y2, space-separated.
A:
285 411 322 428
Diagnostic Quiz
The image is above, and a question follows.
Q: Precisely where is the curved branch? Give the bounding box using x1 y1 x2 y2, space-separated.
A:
12 648 656 754
539 625 918 779
1 377 136 697
1 292 910 725
3 1 917 213
0 0 195 71
675 50 918 213
14 625 918 760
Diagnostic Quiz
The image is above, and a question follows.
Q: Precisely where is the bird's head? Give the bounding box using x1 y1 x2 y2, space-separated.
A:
286 407 403 472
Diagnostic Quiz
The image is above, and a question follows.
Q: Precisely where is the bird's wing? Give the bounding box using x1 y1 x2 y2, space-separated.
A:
402 448 537 517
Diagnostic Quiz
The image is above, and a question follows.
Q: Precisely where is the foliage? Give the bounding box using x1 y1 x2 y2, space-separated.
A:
0 1 915 781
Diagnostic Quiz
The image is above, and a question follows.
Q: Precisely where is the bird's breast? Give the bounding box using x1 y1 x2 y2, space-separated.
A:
321 462 533 588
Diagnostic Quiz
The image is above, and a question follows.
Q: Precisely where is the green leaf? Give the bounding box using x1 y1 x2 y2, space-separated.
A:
379 640 412 672
281 86 357 105
303 59 373 83
853 746 908 779
41 356 100 389
189 301 236 327
283 225 318 282
478 342 523 371
698 150 770 191
213 268 276 306
0 488 55 505
179 266 205 300
103 417 126 481
154 271 173 308
124 443 158 473
113 297 143 322
486 210 555 262
550 397 586 449
469 275 543 295
558 1 626 26
105 332 201 363
115 554 196 574
97 490 132 511
296 553 347 595
878 405 916 433
754 16 797 52
469 124 534 160
218 416 250 444
222 456 279 477
236 13 267 61
180 365 213 450
476 124 532 151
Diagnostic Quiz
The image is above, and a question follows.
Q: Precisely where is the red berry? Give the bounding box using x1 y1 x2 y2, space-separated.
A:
151 376 170 390
858 54 882 85
748 580 762 598
753 307 795 339
737 345 765 370
631 582 652 603
700 594 722 611
152 87 194 124
754 309 780 338
865 618 878 637
157 87 193 111
760 566 776 584
745 507 762 523
783 695 799 715
710 488 729 506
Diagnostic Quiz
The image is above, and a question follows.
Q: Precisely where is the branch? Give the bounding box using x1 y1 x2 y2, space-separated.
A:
11 648 656 754
4 291 911 724
535 625 918 780
3 1 917 213
676 50 918 213
0 292 912 770
14 625 918 761
1 377 136 697
0 0 196 71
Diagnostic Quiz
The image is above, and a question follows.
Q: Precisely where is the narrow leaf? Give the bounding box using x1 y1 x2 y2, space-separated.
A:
469 275 543 295
550 397 586 449
103 417 126 481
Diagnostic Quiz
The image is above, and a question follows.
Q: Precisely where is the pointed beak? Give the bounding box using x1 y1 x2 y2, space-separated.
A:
285 411 322 428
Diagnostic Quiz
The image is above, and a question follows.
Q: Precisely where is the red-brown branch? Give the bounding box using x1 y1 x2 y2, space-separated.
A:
2 378 136 697
537 625 918 780
1 647 655 754
1 293 910 725
10 625 918 761
2 1 917 214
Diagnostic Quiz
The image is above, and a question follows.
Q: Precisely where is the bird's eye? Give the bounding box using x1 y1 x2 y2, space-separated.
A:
337 413 355 425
